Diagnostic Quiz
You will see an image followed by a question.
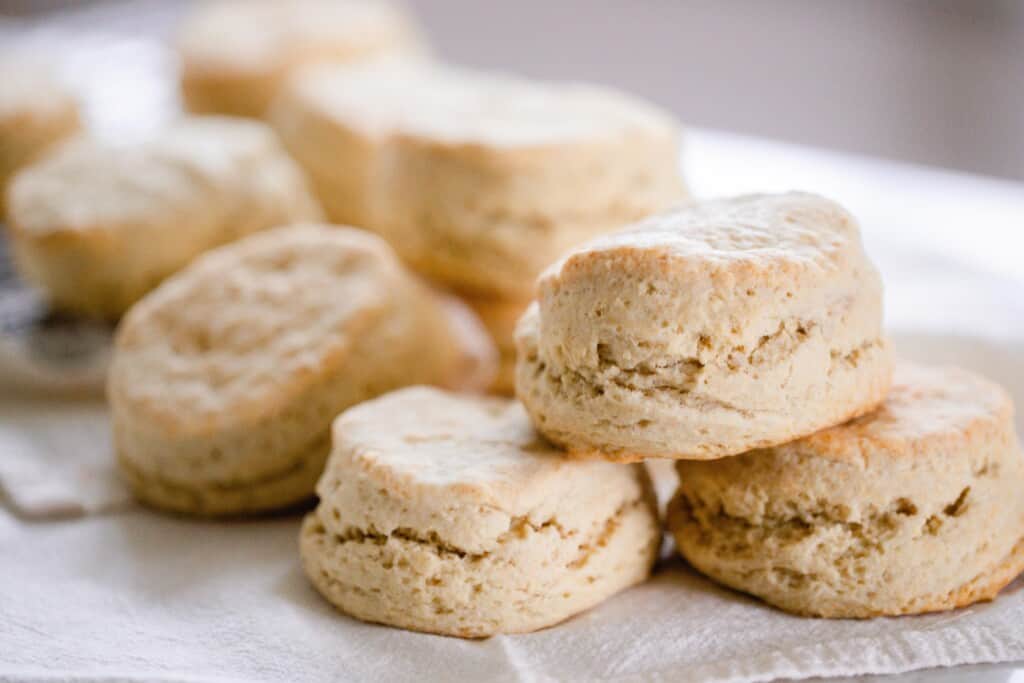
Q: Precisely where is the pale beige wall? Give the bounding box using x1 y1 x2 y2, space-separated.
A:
4 0 1024 179
402 0 1024 180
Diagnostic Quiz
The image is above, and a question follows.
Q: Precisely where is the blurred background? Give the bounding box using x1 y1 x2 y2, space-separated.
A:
3 0 1024 180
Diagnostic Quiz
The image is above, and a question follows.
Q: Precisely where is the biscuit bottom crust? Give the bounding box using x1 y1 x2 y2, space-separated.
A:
299 497 660 638
117 439 328 517
667 493 1024 618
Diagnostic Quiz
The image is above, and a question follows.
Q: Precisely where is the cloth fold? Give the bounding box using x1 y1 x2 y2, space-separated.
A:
0 398 131 517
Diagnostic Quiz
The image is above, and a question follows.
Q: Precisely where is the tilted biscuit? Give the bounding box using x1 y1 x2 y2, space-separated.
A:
0 59 80 217
301 386 660 637
110 225 496 517
517 192 893 461
178 0 425 118
272 63 685 297
6 116 322 318
668 362 1024 618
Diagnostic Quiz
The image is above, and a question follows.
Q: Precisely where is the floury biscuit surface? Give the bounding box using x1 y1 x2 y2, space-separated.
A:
272 62 685 297
178 0 425 118
110 225 495 517
301 387 660 637
669 362 1024 618
516 192 892 461
0 59 80 217
6 117 321 318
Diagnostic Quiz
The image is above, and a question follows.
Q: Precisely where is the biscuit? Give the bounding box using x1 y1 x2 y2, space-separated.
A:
516 192 892 461
6 116 322 318
301 386 660 637
272 63 685 297
668 362 1024 618
463 294 531 395
110 225 496 517
179 0 425 118
0 59 80 217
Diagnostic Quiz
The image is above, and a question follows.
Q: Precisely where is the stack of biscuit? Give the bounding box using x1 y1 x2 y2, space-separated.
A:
2 1 1022 643
296 191 1024 635
512 191 1024 619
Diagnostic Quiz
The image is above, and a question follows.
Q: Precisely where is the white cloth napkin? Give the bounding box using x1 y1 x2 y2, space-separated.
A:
0 500 1021 683
0 329 1021 683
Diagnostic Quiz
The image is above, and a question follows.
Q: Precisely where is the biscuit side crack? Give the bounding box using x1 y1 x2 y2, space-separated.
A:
536 334 885 413
678 483 976 553
828 338 886 374
323 498 646 565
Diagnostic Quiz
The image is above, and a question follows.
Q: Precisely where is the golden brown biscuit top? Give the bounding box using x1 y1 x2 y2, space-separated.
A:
799 362 1015 463
545 192 865 286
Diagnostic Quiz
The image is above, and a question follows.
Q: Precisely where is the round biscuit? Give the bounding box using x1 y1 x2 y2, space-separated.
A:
516 192 893 461
668 362 1024 617
109 224 495 516
272 63 686 297
301 386 661 637
6 116 322 318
